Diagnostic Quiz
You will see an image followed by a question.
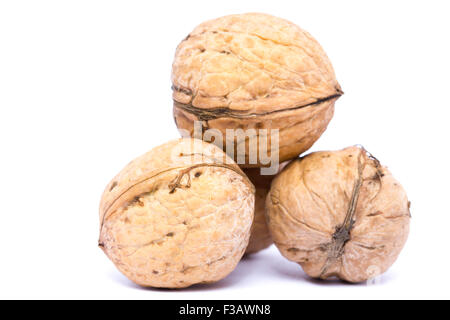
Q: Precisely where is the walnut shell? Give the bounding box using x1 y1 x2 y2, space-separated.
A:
266 146 410 282
243 168 274 254
243 162 289 254
99 138 255 288
172 13 342 166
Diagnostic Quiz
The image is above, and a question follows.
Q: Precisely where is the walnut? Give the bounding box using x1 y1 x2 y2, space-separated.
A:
266 146 410 282
243 168 274 254
243 161 289 254
99 138 255 288
172 13 342 166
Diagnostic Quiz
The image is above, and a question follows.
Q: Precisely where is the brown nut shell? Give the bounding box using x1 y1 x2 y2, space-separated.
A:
266 146 410 282
172 13 342 166
243 161 289 254
243 168 274 254
99 138 255 288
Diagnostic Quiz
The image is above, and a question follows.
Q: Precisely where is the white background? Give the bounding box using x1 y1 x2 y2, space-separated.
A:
0 0 449 300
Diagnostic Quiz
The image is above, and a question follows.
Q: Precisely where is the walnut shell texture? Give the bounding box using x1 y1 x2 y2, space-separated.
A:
243 168 274 254
99 138 255 288
172 13 342 166
266 146 410 282
243 161 289 254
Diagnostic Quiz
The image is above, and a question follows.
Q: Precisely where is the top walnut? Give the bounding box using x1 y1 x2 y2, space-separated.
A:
172 13 342 166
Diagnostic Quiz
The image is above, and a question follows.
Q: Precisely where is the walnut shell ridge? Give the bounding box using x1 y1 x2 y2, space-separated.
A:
266 146 410 282
99 138 255 288
172 13 342 166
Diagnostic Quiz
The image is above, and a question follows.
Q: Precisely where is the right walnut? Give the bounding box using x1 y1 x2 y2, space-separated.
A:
266 146 410 282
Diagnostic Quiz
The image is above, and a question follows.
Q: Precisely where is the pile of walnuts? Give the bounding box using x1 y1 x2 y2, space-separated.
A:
99 13 410 288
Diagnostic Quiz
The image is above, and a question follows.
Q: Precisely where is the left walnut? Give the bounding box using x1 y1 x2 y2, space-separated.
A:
99 138 255 288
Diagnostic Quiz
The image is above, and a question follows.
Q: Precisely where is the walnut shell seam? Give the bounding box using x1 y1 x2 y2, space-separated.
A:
99 161 254 234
